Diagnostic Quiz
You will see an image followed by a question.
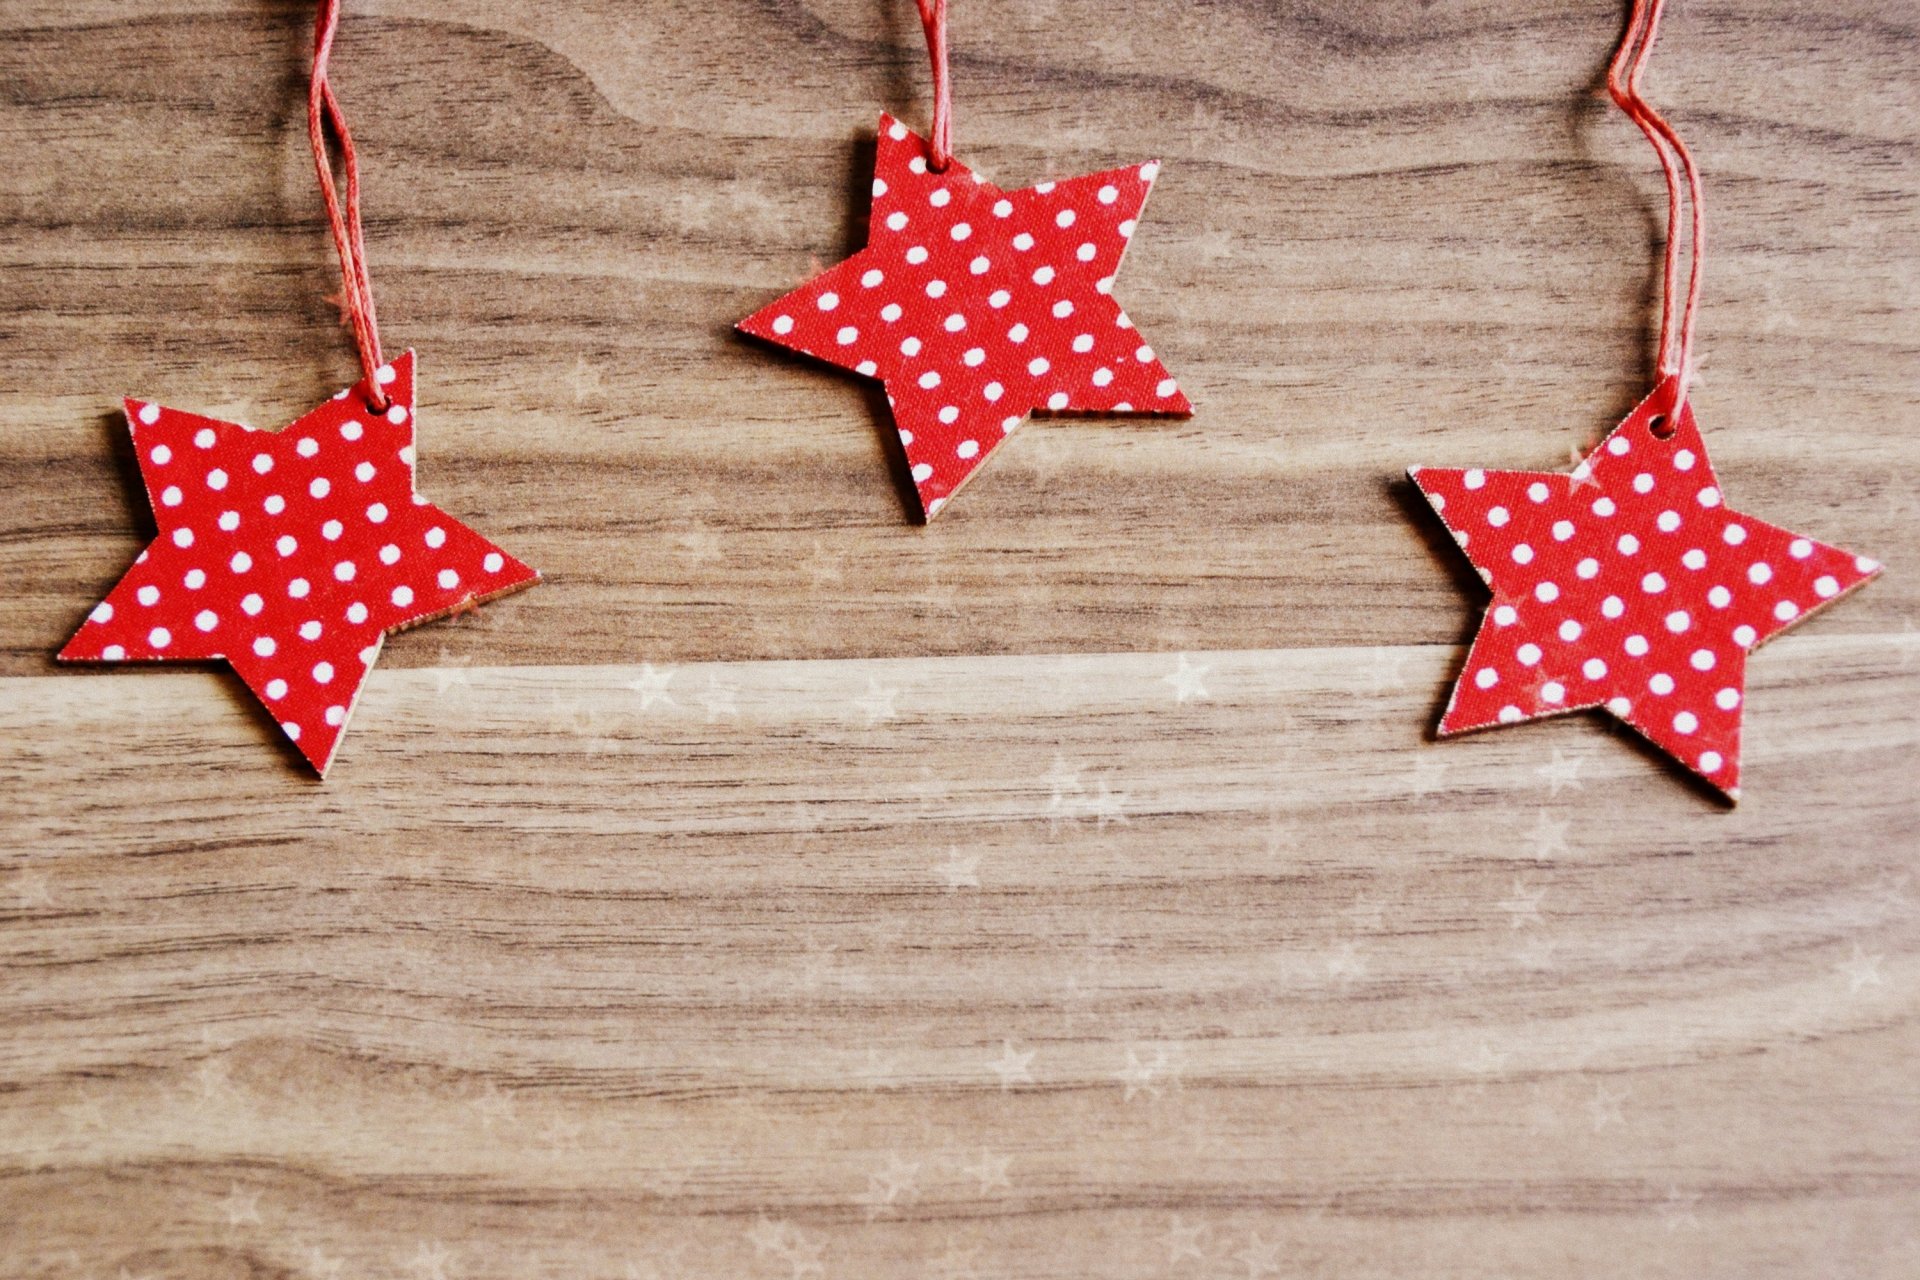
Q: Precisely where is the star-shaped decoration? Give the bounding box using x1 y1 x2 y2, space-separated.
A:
1409 377 1880 800
739 114 1191 519
58 353 538 775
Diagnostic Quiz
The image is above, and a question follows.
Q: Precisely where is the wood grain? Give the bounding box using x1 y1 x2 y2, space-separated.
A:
2 2 1916 1277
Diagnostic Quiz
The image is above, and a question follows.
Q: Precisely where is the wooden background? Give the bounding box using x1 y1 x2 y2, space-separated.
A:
3 1 1917 1276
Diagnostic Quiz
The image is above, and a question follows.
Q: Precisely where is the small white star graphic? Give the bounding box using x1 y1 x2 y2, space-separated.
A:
407 1241 454 1280
218 1183 262 1228
1497 879 1546 929
625 663 677 710
1115 1046 1167 1102
1162 653 1211 704
699 676 741 720
854 677 900 726
1524 809 1571 860
988 1040 1036 1089
1461 1041 1510 1078
1161 1214 1207 1264
938 847 981 890
859 1153 921 1218
1235 1230 1283 1279
1836 943 1885 994
11 868 54 908
962 1147 1011 1194
1534 748 1586 795
1407 755 1449 800
1661 1183 1702 1232
1587 1081 1629 1132
1323 940 1371 983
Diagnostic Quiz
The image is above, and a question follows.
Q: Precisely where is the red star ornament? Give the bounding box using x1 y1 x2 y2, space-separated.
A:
1410 377 1880 800
739 114 1192 519
59 352 539 775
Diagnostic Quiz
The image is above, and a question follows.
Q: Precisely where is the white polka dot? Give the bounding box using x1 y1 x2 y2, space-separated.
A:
1748 562 1772 585
1774 600 1799 621
1665 609 1689 632
1540 681 1566 705
1856 556 1879 574
1032 266 1056 286
1673 448 1696 471
1047 392 1070 411
885 211 908 232
924 280 946 299
1607 696 1631 717
203 468 229 493
908 157 926 174
399 445 415 466
937 405 960 424
1498 705 1523 723
1535 582 1560 603
1077 242 1097 262
1526 481 1550 503
230 551 252 573
1619 534 1641 555
1553 520 1575 542
771 314 795 335
324 705 346 727
1134 345 1155 362
265 495 286 515
265 678 287 699
425 526 447 549
437 568 460 590
1583 657 1607 680
901 336 922 356
1118 219 1137 238
334 561 356 582
970 256 990 275
1592 497 1616 517
1814 575 1839 598
1698 750 1723 773
943 313 964 332
1493 605 1518 626
1002 417 1022 432
1607 436 1629 456
1156 378 1179 399
241 593 263 615
1625 634 1650 657
1786 538 1815 561
391 585 414 607
354 462 375 483
309 477 330 499
161 485 183 507
918 370 941 389
299 620 322 641
282 722 300 741
1558 619 1582 642
984 382 1004 401
193 428 215 449
341 421 363 441
1602 595 1625 619
171 528 194 548
297 437 319 458
1722 522 1746 546
993 199 1013 218
1673 711 1698 734
957 440 980 460
1576 557 1600 580
1649 673 1675 695
1098 184 1119 204
950 222 971 242
1633 472 1655 494
1028 357 1051 377
313 662 334 684
289 578 310 599
1682 549 1707 570
911 463 933 483
273 534 295 557
484 552 504 573
1475 667 1499 689
816 292 839 311
855 361 878 376
1488 506 1510 528
1511 544 1534 565
253 636 275 657
988 290 1011 309
1657 510 1680 533
1008 324 1029 343
366 502 387 523
1697 486 1721 507
1715 687 1741 711
1690 648 1716 671
136 585 160 606
138 403 162 426
1642 572 1666 594
185 568 206 588
1092 368 1114 387
218 511 240 532
928 188 951 208
379 544 401 565
1707 585 1731 608
1517 644 1542 666
860 269 884 288
1464 469 1486 490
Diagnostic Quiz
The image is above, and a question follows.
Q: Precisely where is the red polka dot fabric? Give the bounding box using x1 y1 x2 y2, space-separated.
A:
739 114 1192 520
1410 376 1880 800
59 352 539 775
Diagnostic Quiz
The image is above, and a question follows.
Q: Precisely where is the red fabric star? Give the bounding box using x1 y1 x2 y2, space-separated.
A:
59 352 539 775
739 114 1192 519
1410 377 1879 800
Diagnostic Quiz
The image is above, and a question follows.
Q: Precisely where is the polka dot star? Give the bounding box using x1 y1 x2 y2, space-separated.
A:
739 114 1192 520
1410 376 1880 801
59 352 540 775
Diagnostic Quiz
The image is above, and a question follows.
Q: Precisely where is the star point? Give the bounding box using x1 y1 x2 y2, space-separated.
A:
59 353 539 774
740 114 1190 519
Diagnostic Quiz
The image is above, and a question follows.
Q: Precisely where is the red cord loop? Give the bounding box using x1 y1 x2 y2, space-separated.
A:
1607 0 1704 417
309 0 388 408
914 0 954 171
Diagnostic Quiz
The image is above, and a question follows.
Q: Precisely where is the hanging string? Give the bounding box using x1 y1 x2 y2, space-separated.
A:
308 0 388 408
914 0 954 171
1606 0 1704 419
